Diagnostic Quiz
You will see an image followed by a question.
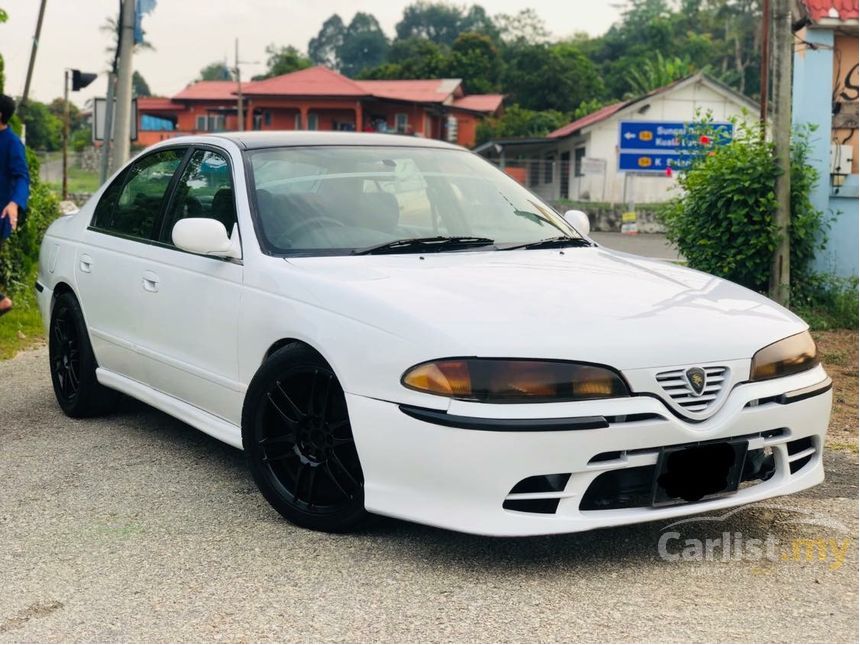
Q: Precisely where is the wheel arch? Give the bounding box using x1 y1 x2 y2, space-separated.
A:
262 337 331 367
52 280 75 303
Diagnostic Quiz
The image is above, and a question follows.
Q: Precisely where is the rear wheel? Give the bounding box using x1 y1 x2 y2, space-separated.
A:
49 291 120 418
242 345 369 532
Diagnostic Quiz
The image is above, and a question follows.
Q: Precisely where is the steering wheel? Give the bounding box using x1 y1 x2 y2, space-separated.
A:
278 216 347 247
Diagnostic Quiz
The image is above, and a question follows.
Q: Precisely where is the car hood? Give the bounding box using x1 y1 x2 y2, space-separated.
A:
284 247 805 370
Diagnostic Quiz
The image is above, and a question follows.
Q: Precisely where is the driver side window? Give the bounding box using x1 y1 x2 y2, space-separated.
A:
162 148 236 244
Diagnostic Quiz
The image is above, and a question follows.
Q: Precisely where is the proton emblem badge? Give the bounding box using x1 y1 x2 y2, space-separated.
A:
685 367 707 395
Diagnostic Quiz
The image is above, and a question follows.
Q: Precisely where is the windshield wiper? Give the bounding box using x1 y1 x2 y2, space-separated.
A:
499 236 595 251
352 236 496 255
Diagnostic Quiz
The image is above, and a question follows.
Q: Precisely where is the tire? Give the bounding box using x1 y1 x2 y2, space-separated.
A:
242 344 369 533
49 291 120 418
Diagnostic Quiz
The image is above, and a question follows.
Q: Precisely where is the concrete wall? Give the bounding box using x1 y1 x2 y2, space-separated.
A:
793 27 859 278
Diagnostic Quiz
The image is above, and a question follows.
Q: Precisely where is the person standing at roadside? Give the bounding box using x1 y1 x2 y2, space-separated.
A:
0 94 30 316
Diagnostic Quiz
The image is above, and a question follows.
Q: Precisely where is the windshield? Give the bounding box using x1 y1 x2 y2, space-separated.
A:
246 146 582 255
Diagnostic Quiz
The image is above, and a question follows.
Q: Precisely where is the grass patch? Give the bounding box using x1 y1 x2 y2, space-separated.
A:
0 270 45 360
47 165 100 195
793 276 859 331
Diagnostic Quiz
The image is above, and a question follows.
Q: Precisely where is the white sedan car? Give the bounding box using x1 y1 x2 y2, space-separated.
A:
37 132 831 536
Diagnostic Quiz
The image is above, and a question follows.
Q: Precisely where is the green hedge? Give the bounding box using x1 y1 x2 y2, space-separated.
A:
660 122 826 295
0 147 60 295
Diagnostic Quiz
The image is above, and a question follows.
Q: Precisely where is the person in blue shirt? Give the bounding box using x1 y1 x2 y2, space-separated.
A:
0 94 30 316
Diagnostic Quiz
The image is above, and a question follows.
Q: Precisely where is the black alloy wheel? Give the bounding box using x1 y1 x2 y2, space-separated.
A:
48 291 120 418
243 344 368 532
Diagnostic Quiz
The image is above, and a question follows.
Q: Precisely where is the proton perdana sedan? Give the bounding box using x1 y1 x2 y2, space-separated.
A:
37 132 832 535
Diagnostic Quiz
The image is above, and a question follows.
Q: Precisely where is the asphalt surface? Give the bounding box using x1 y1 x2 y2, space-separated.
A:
590 232 682 261
1 347 857 643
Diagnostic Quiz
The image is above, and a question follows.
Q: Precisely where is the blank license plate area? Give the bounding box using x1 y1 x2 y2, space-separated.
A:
652 441 748 507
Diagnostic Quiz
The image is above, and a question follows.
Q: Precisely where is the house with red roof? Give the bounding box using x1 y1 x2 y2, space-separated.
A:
792 0 858 277
136 66 504 149
474 73 757 205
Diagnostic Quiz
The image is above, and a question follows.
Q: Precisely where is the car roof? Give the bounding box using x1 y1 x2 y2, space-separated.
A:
197 131 466 151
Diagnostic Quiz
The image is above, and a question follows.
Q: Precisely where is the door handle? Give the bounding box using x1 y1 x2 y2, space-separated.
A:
79 254 93 273
142 270 160 293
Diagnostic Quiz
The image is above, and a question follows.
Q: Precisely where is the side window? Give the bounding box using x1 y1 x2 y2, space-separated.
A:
91 148 186 239
162 148 236 243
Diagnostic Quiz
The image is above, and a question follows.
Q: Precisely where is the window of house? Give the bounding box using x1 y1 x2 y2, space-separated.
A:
574 147 586 177
264 111 272 127
395 113 409 134
162 149 236 244
544 153 555 184
91 148 187 240
208 114 226 132
307 113 319 131
294 113 302 130
195 115 207 131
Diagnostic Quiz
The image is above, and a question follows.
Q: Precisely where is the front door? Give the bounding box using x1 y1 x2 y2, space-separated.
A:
135 147 244 424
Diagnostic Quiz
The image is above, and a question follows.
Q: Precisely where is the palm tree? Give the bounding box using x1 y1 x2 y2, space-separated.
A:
100 14 155 71
624 52 696 97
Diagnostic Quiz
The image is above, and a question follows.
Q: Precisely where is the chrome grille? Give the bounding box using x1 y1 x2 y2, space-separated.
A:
656 366 728 413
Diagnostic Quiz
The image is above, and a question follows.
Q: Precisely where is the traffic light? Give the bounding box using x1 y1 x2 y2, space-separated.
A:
71 69 98 91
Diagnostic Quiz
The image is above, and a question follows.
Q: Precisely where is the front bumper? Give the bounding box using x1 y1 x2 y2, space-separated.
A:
346 365 832 536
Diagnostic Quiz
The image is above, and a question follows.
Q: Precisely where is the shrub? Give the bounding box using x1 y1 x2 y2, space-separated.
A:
0 147 60 294
660 121 827 295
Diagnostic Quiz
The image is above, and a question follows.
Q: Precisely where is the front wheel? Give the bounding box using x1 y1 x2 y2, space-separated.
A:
242 345 369 532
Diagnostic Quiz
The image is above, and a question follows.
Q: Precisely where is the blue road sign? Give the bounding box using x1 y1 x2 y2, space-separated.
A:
618 121 733 151
618 151 698 173
617 120 733 172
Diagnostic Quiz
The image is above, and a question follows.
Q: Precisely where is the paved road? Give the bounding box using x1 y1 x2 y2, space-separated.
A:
591 232 682 261
1 348 857 643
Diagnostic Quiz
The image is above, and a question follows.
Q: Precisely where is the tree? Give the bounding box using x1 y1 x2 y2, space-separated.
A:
100 14 154 69
493 8 549 45
132 70 152 96
502 42 605 113
624 52 695 96
18 100 62 151
358 37 449 80
395 1 496 47
448 32 500 94
338 13 389 78
476 104 568 145
198 61 232 81
252 45 312 80
308 14 345 69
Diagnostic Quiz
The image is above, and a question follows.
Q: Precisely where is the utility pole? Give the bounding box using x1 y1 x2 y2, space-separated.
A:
110 0 135 174
235 39 244 131
99 72 117 184
62 69 69 200
759 0 770 132
21 0 48 107
769 0 792 306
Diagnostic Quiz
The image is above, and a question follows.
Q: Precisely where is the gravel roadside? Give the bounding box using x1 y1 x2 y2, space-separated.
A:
0 347 856 643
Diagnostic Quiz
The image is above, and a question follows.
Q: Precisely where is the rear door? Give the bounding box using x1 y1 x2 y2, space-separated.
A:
77 147 188 382
133 145 245 424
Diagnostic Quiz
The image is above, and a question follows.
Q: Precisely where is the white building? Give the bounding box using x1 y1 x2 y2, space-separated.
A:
475 74 759 204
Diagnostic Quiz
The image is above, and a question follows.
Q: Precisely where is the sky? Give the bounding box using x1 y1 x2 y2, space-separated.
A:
0 0 622 107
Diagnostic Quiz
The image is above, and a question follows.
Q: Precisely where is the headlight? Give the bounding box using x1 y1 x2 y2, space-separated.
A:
401 358 629 403
750 331 818 381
